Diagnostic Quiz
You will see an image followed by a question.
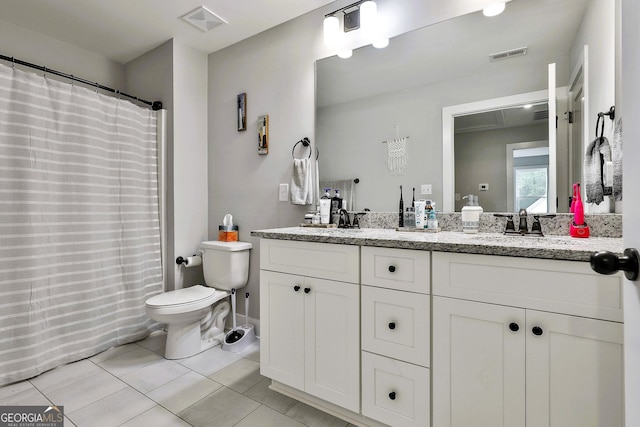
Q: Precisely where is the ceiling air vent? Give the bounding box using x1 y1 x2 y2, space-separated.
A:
182 6 227 32
489 47 528 62
533 110 549 121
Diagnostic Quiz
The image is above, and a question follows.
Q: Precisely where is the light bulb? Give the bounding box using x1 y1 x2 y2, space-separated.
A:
483 2 506 17
373 37 389 49
323 15 340 47
360 1 377 37
338 49 353 59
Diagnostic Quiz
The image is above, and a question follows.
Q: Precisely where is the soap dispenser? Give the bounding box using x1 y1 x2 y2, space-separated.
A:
461 195 483 233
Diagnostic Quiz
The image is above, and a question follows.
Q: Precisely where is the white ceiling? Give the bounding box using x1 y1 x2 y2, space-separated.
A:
0 0 337 63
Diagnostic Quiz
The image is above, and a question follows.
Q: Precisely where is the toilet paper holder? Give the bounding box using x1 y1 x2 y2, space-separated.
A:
176 254 202 267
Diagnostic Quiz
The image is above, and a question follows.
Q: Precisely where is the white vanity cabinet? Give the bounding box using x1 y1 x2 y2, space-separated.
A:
259 239 360 413
432 252 624 427
360 247 431 427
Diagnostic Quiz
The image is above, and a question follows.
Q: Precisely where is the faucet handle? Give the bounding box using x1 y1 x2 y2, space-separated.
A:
530 214 556 236
493 213 516 233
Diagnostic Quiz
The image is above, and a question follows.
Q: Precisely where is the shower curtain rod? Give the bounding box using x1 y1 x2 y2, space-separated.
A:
0 53 162 110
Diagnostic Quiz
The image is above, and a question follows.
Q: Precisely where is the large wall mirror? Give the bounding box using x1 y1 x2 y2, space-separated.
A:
316 0 616 213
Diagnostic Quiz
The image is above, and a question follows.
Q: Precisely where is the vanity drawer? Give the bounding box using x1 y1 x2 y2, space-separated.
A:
361 247 430 294
260 239 359 283
361 286 430 367
432 252 623 322
362 351 430 427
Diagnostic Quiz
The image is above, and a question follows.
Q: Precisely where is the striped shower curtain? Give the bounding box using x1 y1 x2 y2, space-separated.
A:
0 63 163 386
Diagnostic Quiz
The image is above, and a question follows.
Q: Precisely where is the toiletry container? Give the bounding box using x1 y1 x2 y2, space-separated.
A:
331 189 342 224
427 210 438 230
319 188 331 224
404 207 415 227
461 195 483 233
414 200 426 229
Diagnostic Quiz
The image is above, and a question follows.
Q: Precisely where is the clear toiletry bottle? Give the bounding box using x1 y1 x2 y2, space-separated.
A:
319 188 331 224
404 207 415 227
461 195 483 233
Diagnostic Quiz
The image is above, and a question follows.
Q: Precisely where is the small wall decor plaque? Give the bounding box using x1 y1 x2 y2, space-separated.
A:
237 93 246 131
258 115 269 155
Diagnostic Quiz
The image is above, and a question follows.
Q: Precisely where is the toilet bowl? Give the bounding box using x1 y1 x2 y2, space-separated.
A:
145 241 252 359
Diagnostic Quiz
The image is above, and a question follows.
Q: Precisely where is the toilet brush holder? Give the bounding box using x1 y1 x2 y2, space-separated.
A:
222 291 256 353
222 324 255 353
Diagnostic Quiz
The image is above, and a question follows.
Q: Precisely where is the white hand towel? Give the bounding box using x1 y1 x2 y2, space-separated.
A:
290 158 312 205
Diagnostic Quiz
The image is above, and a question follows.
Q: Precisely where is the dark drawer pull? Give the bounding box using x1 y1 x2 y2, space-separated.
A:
388 265 396 273
304 287 311 294
294 285 300 292
388 322 396 330
389 391 396 400
508 322 519 332
532 326 543 336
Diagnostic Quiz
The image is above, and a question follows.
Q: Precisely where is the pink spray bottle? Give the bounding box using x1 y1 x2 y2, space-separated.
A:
570 183 590 238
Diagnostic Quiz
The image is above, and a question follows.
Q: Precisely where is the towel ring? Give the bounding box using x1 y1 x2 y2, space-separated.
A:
292 137 311 159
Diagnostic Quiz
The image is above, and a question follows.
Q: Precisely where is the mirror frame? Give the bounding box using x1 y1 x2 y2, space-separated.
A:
442 88 557 213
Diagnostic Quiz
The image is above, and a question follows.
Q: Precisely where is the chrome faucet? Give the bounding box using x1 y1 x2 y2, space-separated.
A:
518 209 529 233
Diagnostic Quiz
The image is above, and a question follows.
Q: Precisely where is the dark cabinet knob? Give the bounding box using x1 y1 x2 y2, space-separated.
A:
590 249 639 281
388 322 396 330
388 391 396 400
508 322 519 332
304 287 311 294
532 326 543 336
294 285 300 292
388 265 396 273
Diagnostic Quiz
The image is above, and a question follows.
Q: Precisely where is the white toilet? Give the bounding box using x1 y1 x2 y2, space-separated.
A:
145 241 252 359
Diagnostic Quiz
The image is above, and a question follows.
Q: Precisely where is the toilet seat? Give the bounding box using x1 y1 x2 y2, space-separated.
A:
146 285 225 316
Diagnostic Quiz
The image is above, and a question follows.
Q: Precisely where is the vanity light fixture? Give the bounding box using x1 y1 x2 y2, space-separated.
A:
483 2 506 17
323 0 388 58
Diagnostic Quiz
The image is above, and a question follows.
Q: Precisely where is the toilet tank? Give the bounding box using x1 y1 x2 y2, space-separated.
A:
200 241 252 291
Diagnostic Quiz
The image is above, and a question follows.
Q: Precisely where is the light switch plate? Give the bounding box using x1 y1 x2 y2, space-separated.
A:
278 183 289 201
479 183 489 191
421 184 432 195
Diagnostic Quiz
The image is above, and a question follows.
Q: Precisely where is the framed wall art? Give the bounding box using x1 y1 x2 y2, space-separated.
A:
258 115 269 155
237 93 246 131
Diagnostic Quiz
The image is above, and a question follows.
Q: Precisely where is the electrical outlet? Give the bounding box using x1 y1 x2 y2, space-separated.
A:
278 183 289 201
421 184 432 195
479 183 489 191
455 193 461 201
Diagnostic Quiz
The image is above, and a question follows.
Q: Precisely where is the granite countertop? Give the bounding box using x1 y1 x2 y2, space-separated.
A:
251 227 623 262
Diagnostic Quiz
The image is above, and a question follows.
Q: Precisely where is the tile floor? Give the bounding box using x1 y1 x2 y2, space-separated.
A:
0 332 354 427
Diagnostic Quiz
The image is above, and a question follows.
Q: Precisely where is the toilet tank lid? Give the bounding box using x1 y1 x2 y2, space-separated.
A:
200 241 252 251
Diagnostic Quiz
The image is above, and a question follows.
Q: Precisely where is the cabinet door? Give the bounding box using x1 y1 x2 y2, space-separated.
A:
526 310 624 427
259 270 305 390
432 296 526 427
304 276 360 413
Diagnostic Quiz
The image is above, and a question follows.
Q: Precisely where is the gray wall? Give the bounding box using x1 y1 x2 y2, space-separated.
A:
125 41 209 291
454 124 549 212
206 0 497 321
